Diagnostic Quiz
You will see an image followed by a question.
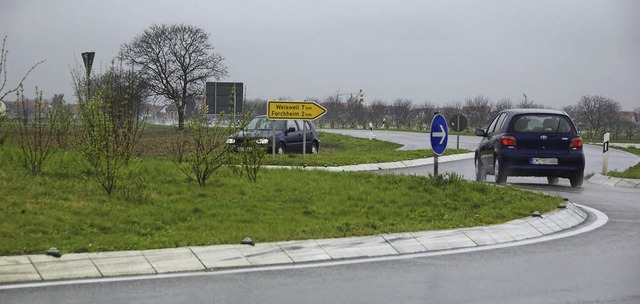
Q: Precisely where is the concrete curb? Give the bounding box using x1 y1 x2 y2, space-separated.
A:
265 152 475 172
587 173 640 188
0 202 587 284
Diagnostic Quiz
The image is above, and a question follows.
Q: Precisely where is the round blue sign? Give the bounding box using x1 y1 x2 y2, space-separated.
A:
430 114 448 156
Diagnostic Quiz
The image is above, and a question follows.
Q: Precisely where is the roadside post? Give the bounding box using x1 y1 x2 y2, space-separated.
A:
602 132 610 175
369 122 375 140
81 52 95 101
430 113 448 176
448 113 468 149
267 100 327 159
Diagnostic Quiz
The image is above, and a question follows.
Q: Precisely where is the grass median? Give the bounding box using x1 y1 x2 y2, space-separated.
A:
608 146 640 179
0 131 562 256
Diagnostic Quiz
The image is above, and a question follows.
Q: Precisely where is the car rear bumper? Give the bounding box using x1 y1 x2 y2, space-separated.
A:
500 149 585 178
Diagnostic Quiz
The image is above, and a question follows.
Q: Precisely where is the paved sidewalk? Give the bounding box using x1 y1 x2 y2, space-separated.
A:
588 174 640 188
0 202 587 284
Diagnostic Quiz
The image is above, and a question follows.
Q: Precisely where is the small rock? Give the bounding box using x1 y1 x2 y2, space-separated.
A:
531 211 542 218
241 237 255 246
46 247 62 258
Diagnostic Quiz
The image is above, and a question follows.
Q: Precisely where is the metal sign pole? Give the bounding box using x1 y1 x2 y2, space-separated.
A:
434 155 439 176
272 122 276 159
456 114 460 149
233 82 237 127
214 83 217 121
303 121 307 159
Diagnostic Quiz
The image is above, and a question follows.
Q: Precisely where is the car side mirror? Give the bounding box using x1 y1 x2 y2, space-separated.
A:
475 129 486 137
287 127 296 133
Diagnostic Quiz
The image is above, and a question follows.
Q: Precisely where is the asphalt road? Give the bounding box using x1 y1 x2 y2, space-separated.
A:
1 130 639 303
323 129 639 178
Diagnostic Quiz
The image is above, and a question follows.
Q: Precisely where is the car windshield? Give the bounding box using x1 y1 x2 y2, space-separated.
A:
509 114 575 134
246 117 285 131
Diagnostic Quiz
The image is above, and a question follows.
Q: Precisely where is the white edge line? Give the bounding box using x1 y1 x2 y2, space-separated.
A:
0 204 608 291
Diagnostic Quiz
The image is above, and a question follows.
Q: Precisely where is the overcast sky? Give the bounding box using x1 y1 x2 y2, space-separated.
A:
1 0 639 110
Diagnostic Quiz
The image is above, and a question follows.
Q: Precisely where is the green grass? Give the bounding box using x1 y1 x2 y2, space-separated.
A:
0 142 562 256
608 146 640 179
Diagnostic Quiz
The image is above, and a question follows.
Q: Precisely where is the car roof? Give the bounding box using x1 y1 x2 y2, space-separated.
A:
503 108 568 115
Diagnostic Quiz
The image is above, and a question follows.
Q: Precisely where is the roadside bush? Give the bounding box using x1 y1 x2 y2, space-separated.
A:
173 113 234 187
0 105 9 145
226 132 267 182
15 86 65 175
74 64 147 195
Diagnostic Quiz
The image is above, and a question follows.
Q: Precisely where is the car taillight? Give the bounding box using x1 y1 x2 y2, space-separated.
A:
501 135 517 147
571 137 583 148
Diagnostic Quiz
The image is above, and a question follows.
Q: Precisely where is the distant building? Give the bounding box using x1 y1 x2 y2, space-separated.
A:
619 111 638 125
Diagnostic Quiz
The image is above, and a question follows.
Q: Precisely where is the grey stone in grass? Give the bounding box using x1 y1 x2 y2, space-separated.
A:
46 247 62 258
241 237 255 246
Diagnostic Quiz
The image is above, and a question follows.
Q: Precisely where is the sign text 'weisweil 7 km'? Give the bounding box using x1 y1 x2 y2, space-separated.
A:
267 100 327 120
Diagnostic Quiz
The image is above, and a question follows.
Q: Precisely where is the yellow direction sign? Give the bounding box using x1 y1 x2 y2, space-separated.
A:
267 100 327 120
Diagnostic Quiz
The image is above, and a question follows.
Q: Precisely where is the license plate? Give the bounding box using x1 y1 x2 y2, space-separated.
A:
530 158 558 165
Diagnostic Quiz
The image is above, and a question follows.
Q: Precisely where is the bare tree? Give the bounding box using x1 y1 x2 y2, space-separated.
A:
415 101 437 130
463 95 493 129
572 95 621 139
492 98 513 117
119 24 227 130
516 94 548 109
391 98 414 129
345 95 365 128
368 99 388 129
1 35 45 143
244 98 267 117
319 95 344 128
0 36 45 102
438 101 463 128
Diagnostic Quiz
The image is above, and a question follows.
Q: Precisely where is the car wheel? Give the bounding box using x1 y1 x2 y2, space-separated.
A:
494 157 507 184
311 142 319 154
475 157 486 182
570 171 584 188
277 143 286 155
547 177 559 185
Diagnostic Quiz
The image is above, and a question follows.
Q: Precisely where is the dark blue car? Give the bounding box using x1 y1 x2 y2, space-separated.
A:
474 109 585 187
226 115 320 154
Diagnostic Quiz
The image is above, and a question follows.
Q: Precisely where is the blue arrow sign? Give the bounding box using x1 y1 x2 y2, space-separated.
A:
430 114 448 156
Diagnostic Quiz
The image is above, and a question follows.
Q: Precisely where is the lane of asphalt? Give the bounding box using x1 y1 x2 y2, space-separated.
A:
320 129 480 151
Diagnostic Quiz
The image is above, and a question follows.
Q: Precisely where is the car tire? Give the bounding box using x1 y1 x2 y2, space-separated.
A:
570 171 584 188
547 177 559 185
277 143 286 155
311 142 319 154
494 157 507 184
475 157 486 182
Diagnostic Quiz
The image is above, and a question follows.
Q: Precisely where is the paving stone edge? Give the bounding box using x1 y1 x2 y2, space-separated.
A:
0 202 587 285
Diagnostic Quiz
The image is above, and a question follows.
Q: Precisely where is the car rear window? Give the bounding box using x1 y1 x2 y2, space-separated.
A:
509 114 575 134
